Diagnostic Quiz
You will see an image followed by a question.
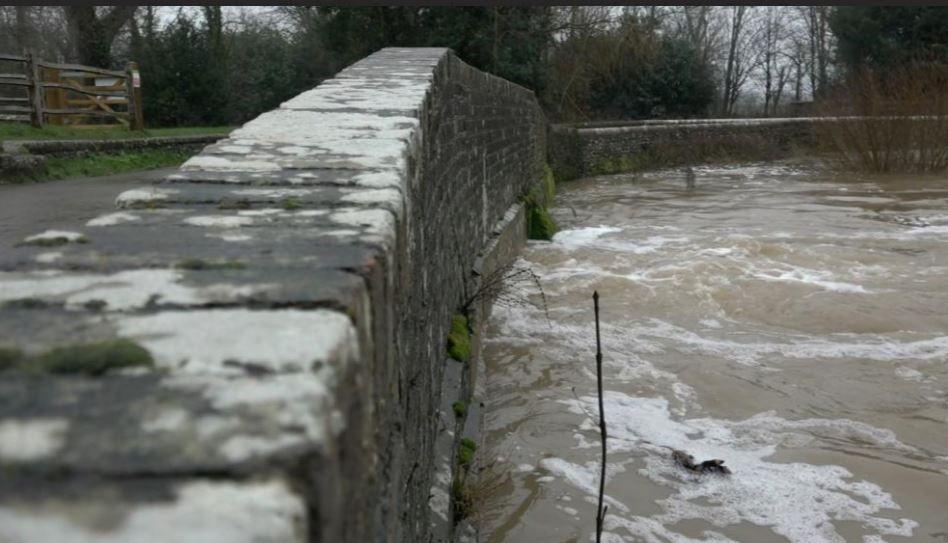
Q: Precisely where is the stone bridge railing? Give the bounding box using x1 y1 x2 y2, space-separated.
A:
0 48 547 542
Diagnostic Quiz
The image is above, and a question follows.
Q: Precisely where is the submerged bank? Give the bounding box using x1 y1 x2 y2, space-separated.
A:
480 161 948 542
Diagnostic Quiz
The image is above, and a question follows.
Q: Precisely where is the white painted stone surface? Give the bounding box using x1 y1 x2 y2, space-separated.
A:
0 478 306 543
0 418 68 461
116 309 359 375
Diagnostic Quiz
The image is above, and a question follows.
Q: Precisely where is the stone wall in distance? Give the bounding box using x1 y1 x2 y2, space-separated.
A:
550 117 820 179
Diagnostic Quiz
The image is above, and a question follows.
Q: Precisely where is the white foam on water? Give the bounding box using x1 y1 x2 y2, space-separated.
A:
551 226 687 254
557 392 918 543
894 366 926 383
551 226 622 247
486 294 698 414
751 268 868 293
538 457 629 514
628 319 948 365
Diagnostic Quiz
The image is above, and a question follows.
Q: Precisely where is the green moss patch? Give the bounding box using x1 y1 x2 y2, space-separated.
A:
175 258 246 270
541 163 557 203
34 339 154 376
458 437 477 468
589 155 643 176
218 199 251 210
2 298 49 309
452 401 468 419
447 314 471 362
524 166 558 241
281 197 302 210
527 202 557 240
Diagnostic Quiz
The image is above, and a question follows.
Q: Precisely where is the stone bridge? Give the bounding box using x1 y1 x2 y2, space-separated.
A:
0 48 546 542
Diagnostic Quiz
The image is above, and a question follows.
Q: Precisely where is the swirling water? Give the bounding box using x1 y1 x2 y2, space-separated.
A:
480 162 948 543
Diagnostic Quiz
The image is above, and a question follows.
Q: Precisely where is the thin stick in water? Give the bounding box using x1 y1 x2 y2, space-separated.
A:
593 290 608 542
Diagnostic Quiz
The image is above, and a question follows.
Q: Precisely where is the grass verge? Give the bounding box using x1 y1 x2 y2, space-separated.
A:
8 149 191 183
0 122 232 141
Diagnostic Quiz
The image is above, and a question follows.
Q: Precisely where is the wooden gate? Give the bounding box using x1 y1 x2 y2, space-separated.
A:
0 52 144 130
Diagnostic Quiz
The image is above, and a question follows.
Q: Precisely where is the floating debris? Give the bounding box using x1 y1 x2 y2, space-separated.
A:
672 449 732 475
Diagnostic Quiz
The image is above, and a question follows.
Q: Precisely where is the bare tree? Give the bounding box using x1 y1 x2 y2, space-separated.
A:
673 6 722 69
0 7 72 60
799 6 831 100
759 7 791 116
63 6 138 67
720 6 765 116
720 6 746 116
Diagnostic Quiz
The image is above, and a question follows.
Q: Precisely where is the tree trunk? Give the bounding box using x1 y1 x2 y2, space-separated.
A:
202 6 224 58
64 6 137 67
721 6 745 116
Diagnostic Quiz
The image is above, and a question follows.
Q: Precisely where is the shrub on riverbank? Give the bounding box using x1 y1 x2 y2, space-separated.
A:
815 63 948 174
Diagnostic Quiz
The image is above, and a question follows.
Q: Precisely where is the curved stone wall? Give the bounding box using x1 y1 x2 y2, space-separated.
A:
0 48 546 542
550 117 819 179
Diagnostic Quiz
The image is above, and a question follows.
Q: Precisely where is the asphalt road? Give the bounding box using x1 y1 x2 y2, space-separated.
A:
0 167 176 249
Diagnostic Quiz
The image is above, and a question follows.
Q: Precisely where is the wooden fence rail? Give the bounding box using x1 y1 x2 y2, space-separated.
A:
0 52 143 130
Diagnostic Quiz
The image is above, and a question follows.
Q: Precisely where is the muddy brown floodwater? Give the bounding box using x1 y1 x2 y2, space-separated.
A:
479 161 948 543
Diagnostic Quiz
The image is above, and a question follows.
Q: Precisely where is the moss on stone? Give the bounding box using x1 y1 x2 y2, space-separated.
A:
35 339 154 376
589 155 641 176
527 202 557 240
83 299 108 311
450 478 466 519
175 258 246 270
452 401 467 419
281 197 302 210
541 163 556 203
524 167 558 241
447 314 471 362
0 347 23 370
458 437 477 468
218 199 251 210
2 297 49 309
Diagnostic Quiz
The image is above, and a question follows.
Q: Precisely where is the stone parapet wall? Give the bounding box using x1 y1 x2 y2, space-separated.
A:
0 48 546 542
550 117 820 179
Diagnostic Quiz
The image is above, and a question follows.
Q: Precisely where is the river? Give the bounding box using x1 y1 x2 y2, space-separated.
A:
480 161 948 542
